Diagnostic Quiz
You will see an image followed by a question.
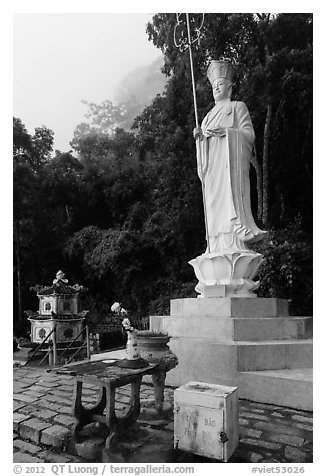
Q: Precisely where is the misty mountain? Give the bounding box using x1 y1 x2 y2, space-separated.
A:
113 56 167 130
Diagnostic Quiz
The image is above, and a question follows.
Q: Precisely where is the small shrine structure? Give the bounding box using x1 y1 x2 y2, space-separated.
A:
25 270 89 365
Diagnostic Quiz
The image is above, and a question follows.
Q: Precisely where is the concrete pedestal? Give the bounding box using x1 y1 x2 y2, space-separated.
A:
150 298 313 411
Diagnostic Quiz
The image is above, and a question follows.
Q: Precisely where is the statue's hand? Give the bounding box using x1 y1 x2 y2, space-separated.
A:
193 126 203 140
207 126 226 138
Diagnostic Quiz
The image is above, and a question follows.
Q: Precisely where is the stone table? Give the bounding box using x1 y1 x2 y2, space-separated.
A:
54 359 158 457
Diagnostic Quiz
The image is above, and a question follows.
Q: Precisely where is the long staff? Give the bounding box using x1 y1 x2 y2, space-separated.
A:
174 13 210 253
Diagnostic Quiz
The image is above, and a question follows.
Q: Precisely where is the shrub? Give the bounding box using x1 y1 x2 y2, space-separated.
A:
253 217 312 316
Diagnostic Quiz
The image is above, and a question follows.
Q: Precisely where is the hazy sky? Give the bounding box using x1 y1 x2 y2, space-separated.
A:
13 13 161 152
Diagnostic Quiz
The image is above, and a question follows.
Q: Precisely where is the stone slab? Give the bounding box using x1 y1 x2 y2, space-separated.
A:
238 369 312 411
233 317 312 341
284 446 307 462
13 439 43 454
166 336 312 381
170 297 289 318
40 424 70 449
151 315 312 341
13 451 43 463
166 337 238 387
19 418 52 444
164 335 312 411
13 413 32 431
13 401 27 412
152 315 234 339
14 393 39 403
236 340 313 371
42 394 72 406
37 450 74 463
54 414 76 426
31 409 58 420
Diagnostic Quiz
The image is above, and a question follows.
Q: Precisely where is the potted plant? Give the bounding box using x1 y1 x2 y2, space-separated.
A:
136 329 178 413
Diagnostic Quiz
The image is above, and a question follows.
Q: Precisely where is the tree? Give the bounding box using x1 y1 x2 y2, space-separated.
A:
70 100 125 153
71 58 166 152
13 163 39 324
13 118 55 327
114 56 166 130
145 13 312 230
13 120 84 329
13 117 54 170
13 117 32 158
13 14 313 328
238 14 313 227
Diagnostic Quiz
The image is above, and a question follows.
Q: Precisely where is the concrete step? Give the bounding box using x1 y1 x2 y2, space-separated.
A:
233 317 312 341
151 315 312 342
237 339 313 371
238 368 313 411
170 297 289 318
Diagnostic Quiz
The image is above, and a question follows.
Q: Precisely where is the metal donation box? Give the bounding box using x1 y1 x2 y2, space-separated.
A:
174 381 239 462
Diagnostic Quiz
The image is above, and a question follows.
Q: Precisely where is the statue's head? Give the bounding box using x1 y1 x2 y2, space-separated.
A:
207 60 234 102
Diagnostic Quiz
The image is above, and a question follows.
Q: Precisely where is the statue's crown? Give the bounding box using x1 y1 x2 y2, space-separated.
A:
207 60 234 84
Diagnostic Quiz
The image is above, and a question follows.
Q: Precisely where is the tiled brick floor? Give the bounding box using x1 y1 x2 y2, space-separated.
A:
13 365 313 463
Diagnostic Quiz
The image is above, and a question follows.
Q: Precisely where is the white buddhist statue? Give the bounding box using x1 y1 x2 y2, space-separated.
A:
190 60 266 297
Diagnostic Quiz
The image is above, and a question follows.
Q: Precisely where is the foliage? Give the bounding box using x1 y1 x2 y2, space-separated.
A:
253 217 312 315
70 100 126 153
71 57 166 151
13 14 313 334
114 56 167 131
146 13 313 230
13 117 54 171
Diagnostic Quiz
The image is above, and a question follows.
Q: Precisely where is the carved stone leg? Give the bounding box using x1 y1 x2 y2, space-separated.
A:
127 376 142 422
104 383 117 453
72 380 84 419
90 385 107 415
71 421 84 443
152 370 166 412
71 380 85 442
71 379 107 442
104 376 143 454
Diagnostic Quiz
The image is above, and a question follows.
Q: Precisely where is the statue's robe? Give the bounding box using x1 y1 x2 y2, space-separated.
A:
197 98 266 252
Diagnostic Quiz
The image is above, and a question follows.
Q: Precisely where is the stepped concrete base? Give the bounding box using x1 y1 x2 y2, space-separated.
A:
236 339 312 370
151 315 312 341
150 297 313 411
164 337 312 381
170 297 289 318
239 369 313 411
164 339 313 411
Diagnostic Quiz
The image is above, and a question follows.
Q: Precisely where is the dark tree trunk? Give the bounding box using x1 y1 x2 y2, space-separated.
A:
251 144 263 222
262 103 272 225
14 221 23 322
